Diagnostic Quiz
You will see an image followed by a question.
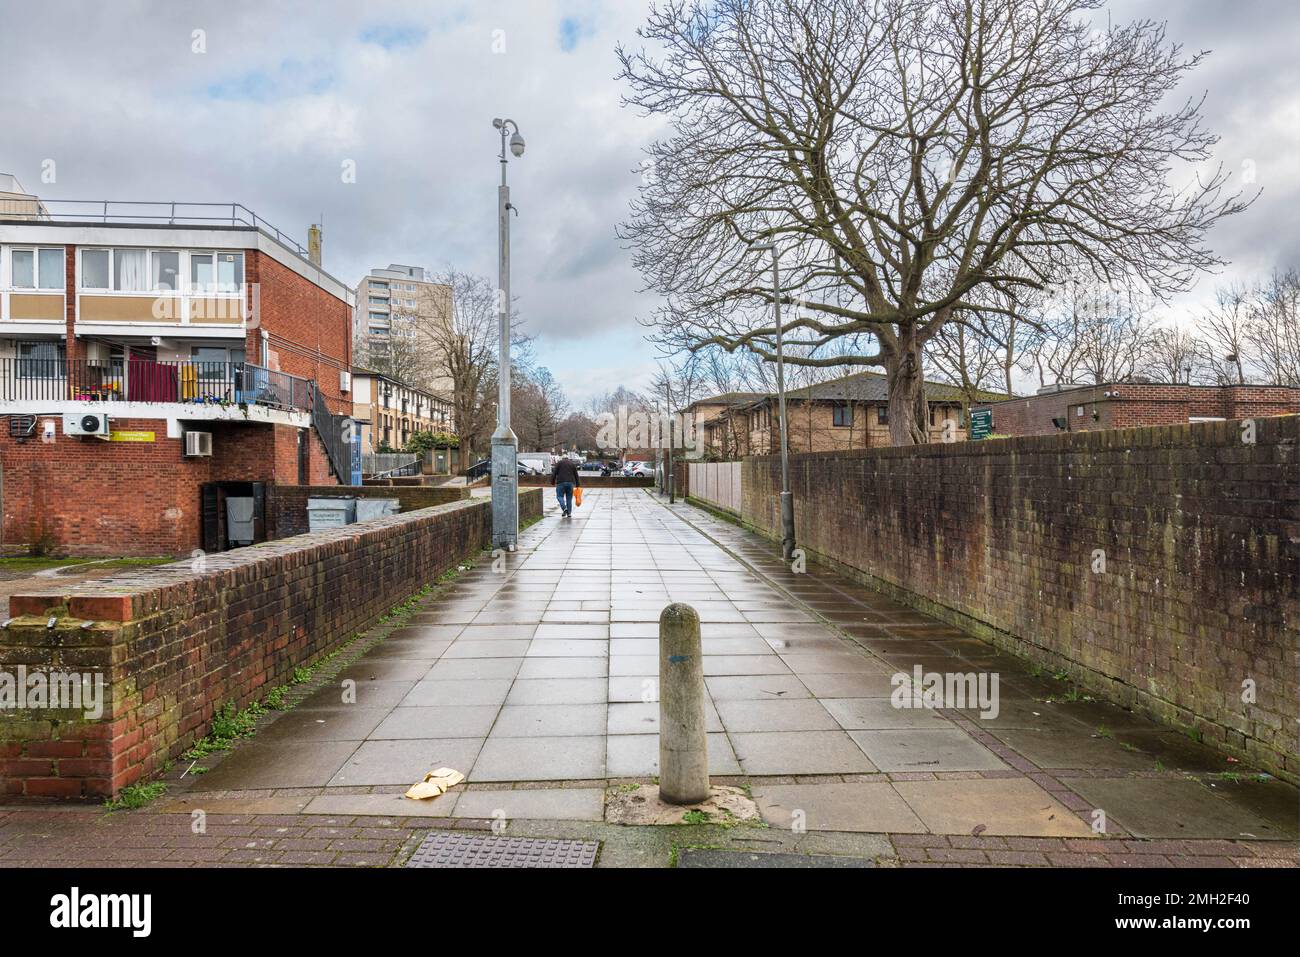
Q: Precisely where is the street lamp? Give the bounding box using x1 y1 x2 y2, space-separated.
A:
751 240 795 561
491 117 524 550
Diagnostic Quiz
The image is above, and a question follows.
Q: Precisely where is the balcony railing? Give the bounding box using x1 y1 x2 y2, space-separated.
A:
0 359 313 413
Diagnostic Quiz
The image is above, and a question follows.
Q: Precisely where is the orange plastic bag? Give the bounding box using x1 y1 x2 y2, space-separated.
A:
574 487 583 507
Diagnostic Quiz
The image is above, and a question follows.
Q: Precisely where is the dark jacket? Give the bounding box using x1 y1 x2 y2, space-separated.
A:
552 459 580 486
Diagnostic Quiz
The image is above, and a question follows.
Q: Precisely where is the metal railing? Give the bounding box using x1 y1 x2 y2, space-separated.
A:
8 200 312 259
310 381 353 481
0 358 313 412
363 453 420 477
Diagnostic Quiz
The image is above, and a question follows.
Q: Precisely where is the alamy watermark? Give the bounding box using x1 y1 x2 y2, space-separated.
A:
0 667 105 719
594 406 702 457
892 665 1000 719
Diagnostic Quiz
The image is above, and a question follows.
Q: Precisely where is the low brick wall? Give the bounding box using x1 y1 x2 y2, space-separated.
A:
0 488 541 799
741 417 1299 781
267 484 470 539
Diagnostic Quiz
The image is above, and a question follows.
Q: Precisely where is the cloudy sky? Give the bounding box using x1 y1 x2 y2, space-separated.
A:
1 0 1296 406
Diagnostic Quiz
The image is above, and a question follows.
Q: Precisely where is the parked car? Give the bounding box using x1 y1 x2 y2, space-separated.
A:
623 461 653 477
578 461 615 477
465 458 538 479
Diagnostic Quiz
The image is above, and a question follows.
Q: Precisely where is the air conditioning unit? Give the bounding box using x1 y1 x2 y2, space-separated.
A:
185 431 214 457
340 369 352 393
63 412 110 436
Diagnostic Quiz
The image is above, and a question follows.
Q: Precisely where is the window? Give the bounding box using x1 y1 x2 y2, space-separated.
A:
81 249 111 289
11 249 34 288
9 248 65 290
82 248 186 291
190 252 242 292
876 406 888 425
16 340 65 378
113 248 148 291
38 248 64 289
152 251 180 291
832 402 853 427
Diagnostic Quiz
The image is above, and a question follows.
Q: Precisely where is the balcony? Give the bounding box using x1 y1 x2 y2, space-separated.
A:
0 358 312 412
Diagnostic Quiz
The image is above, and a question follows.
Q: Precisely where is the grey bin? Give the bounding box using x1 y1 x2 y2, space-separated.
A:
225 497 257 546
307 497 357 531
355 498 401 522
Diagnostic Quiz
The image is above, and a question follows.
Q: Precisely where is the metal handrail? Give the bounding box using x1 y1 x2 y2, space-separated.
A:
9 200 311 259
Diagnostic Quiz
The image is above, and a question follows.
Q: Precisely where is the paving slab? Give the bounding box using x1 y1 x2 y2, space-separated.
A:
452 787 606 821
849 729 1008 772
892 778 1094 836
189 740 359 791
371 705 500 739
471 735 605 781
491 703 608 737
754 782 927 833
401 678 514 707
731 730 876 775
1059 777 1297 840
328 738 486 787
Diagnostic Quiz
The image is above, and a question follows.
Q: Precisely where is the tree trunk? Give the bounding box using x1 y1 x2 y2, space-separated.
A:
885 332 929 446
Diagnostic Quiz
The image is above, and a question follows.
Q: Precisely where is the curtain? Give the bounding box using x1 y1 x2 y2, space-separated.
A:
114 249 147 291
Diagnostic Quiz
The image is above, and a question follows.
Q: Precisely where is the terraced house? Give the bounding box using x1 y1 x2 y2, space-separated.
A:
0 188 356 557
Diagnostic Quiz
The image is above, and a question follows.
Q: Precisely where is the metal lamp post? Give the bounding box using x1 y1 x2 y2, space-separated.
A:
491 117 525 550
751 241 795 561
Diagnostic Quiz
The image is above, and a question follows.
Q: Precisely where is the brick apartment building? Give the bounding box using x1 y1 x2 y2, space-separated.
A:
690 371 1001 456
974 382 1300 436
351 366 454 454
0 191 356 557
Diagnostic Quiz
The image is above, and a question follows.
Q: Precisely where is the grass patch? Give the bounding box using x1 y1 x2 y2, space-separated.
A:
0 557 86 573
103 781 167 811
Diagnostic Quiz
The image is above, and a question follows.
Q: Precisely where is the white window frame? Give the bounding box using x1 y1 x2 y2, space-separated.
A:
5 245 66 291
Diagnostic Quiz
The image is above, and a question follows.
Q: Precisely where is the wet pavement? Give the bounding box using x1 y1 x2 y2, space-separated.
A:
177 489 1296 844
2 488 1295 867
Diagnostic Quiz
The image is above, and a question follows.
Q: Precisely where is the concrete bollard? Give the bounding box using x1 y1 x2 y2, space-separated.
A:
658 602 710 804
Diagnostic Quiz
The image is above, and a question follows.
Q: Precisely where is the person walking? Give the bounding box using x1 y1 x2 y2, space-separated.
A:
552 456 581 517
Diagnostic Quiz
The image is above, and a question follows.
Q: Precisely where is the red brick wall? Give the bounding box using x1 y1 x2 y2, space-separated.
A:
978 384 1300 436
246 252 353 416
0 488 543 799
742 416 1300 782
0 418 340 556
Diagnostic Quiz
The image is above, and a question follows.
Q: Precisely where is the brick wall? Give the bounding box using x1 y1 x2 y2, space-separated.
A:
0 418 339 556
247 252 353 416
741 417 1299 781
267 484 470 539
0 487 543 799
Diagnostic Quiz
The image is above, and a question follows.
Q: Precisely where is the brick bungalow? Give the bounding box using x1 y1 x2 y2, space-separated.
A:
974 382 1300 437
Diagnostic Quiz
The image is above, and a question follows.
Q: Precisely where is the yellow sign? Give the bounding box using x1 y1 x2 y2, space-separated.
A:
110 431 156 443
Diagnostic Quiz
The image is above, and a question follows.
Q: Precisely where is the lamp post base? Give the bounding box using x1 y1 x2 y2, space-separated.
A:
779 490 795 562
491 433 519 551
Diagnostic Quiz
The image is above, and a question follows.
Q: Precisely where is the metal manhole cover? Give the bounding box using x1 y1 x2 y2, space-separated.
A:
405 832 599 869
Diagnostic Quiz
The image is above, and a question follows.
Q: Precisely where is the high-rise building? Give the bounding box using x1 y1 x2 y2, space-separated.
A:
354 264 454 397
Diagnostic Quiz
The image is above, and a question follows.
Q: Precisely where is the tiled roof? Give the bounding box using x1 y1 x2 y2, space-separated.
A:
732 371 1007 406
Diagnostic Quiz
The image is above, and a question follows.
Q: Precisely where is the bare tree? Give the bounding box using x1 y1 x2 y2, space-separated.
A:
1245 270 1300 386
1199 283 1253 385
1019 283 1156 385
514 366 569 451
415 269 502 463
619 0 1251 444
1146 325 1207 384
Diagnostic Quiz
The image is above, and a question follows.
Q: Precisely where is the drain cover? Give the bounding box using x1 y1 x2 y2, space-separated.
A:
406 832 599 869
